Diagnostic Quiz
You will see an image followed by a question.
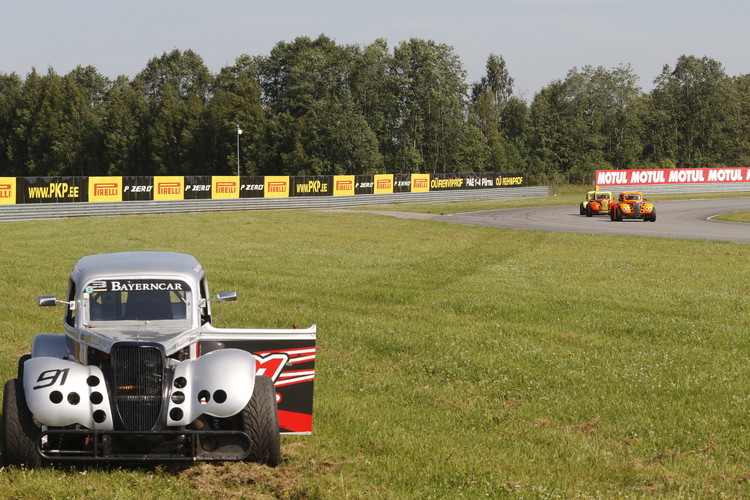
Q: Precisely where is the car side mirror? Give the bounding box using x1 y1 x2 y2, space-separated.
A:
215 291 237 303
38 296 58 307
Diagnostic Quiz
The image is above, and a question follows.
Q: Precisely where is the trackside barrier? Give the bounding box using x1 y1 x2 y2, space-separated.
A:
0 186 548 222
0 172 529 205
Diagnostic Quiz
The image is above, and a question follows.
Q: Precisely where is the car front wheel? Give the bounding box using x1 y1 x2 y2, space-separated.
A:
2 378 42 468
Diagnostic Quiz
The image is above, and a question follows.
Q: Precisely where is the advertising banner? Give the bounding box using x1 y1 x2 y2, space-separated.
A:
239 176 265 198
211 176 240 199
494 172 526 187
153 177 184 201
123 176 155 201
264 176 290 198
0 177 16 204
18 177 87 203
0 171 533 206
354 175 374 195
374 174 394 194
430 173 465 190
291 176 331 196
333 175 355 196
393 174 411 193
596 168 750 186
183 176 212 200
89 177 123 202
411 173 430 192
465 172 496 189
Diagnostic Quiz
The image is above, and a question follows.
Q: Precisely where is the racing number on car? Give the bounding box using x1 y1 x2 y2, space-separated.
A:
33 368 70 390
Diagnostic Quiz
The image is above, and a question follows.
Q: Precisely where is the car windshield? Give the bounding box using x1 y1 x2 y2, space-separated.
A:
625 194 640 200
597 193 610 199
85 279 190 322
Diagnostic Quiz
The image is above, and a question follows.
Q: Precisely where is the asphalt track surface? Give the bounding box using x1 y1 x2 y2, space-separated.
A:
360 197 750 243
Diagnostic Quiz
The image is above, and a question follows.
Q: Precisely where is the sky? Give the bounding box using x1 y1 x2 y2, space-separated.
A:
1 0 748 99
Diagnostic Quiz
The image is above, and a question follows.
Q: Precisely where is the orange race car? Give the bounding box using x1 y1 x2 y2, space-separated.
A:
609 192 656 222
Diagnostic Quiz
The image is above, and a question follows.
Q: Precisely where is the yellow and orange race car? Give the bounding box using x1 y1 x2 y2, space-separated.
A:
579 190 613 217
609 191 656 222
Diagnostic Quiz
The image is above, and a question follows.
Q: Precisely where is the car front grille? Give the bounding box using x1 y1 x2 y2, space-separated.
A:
111 344 165 431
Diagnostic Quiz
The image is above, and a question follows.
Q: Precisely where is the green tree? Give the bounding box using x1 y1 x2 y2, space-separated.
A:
469 54 526 171
208 55 267 175
0 72 24 175
132 49 212 102
527 65 643 176
259 35 382 175
102 76 149 175
389 38 468 173
305 96 383 175
647 55 733 167
349 39 397 169
133 50 213 174
727 74 750 165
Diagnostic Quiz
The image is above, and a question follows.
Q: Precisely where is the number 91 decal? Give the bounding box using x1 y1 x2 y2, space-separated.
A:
33 368 70 390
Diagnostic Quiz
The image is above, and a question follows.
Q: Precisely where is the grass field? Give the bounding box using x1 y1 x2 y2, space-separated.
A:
0 191 749 498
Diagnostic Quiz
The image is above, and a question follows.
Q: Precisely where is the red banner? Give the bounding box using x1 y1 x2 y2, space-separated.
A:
597 168 750 186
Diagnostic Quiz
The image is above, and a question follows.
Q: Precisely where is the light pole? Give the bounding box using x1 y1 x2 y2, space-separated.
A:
236 125 243 177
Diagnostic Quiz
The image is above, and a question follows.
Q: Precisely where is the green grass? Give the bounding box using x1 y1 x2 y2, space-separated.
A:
714 211 750 223
0 198 750 498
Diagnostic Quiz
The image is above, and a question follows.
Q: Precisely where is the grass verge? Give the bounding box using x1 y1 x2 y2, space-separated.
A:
0 202 749 498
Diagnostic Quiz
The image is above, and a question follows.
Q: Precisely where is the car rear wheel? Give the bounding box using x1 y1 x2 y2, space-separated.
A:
243 376 281 466
2 378 42 468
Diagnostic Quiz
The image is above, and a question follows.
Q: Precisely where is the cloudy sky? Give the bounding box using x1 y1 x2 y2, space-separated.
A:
1 0 747 98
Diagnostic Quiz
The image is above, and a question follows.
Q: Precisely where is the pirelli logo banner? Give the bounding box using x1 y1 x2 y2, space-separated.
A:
2 172 527 205
264 176 290 198
0 177 16 205
212 176 240 199
154 176 184 201
333 175 355 196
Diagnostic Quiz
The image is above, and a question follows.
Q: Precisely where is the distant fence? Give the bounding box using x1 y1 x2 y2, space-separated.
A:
596 168 750 194
0 172 528 205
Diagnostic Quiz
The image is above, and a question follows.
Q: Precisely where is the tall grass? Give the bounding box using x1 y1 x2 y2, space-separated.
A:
0 207 749 498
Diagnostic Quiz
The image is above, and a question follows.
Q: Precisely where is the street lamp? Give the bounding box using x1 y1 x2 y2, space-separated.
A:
236 125 243 177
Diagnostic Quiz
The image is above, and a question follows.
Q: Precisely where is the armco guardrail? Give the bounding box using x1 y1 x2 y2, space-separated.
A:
0 186 548 222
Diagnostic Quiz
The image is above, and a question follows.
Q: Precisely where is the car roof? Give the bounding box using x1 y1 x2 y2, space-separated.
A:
71 251 204 286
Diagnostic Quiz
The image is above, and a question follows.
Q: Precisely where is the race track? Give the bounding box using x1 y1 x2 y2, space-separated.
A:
361 197 750 243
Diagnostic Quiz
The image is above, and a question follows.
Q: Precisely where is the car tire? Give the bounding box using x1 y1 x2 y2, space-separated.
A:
650 211 656 222
586 205 593 217
579 204 585 215
2 378 42 468
243 375 281 467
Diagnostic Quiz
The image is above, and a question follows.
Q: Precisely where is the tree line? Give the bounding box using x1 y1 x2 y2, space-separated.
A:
0 35 748 179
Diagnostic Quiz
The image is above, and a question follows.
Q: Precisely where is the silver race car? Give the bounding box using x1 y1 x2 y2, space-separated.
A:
3 251 316 467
